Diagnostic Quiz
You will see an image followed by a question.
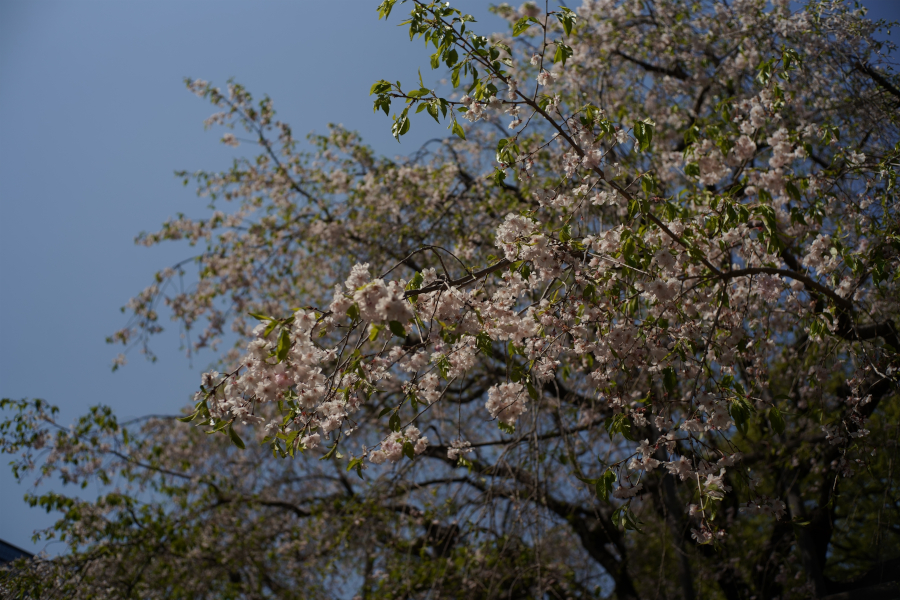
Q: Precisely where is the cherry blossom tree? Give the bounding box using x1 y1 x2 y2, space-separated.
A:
3 1 900 598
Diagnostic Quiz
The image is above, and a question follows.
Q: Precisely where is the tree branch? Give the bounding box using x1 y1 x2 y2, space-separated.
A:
404 259 511 298
855 62 900 101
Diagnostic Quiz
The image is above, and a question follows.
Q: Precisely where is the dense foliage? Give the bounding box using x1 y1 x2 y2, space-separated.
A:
3 1 899 598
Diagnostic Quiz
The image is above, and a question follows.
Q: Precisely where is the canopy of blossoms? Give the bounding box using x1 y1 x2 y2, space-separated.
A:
3 1 898 599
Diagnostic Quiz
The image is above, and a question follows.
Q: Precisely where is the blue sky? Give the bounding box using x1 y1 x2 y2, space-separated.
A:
1 0 898 555
0 0 505 555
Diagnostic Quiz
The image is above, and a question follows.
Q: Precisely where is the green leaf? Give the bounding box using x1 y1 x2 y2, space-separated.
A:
575 474 598 485
228 425 245 450
627 197 641 220
369 79 392 95
554 7 577 36
475 331 494 357
177 410 199 423
606 413 634 441
389 412 401 432
512 16 537 36
662 367 677 395
425 101 440 122
769 406 786 435
633 119 654 152
392 114 411 142
729 397 753 436
277 430 299 443
320 443 339 460
595 119 614 139
785 181 801 203
406 271 424 291
402 441 415 460
389 320 406 337
376 0 397 20
347 457 365 479
347 304 360 321
207 419 230 434
611 504 644 532
596 470 615 502
452 120 466 140
369 324 384 341
276 328 291 362
374 95 391 116
437 355 451 379
582 283 595 301
757 58 774 85
553 43 573 65
621 237 635 262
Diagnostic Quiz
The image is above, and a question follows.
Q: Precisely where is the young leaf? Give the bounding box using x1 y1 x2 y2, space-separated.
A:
392 114 411 142
177 410 199 423
276 328 291 362
369 79 392 95
452 120 466 140
512 16 537 37
376 0 397 20
475 331 494 357
553 43 573 65
730 397 753 436
402 441 415 460
228 425 246 450
769 406 786 435
596 470 616 502
406 271 424 291
389 320 406 337
555 7 577 36
347 304 360 321
633 119 655 152
389 412 402 432
662 367 678 395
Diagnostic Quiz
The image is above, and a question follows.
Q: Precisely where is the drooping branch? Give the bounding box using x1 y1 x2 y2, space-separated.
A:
403 258 511 298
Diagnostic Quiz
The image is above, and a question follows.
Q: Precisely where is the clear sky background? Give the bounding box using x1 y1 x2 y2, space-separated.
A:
1 0 898 556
